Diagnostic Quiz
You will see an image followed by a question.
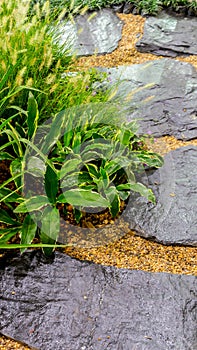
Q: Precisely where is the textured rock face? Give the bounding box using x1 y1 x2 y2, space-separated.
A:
54 9 123 56
100 59 197 140
0 251 197 350
123 146 197 246
136 11 197 57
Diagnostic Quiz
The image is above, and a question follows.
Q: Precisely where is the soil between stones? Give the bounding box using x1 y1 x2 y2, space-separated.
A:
0 13 197 350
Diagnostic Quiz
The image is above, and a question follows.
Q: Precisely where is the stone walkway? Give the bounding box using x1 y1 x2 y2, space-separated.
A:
0 9 197 350
0 251 196 350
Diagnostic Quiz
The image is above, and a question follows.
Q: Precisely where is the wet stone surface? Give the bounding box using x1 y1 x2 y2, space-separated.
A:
54 9 123 56
0 251 197 350
124 145 197 246
136 11 197 57
100 58 197 140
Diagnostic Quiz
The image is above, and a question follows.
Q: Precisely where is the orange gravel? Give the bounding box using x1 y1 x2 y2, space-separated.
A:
76 13 197 70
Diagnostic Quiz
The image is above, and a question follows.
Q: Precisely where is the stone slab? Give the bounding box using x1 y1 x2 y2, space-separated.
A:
54 9 123 56
136 12 197 57
0 251 197 350
100 59 197 140
123 146 197 246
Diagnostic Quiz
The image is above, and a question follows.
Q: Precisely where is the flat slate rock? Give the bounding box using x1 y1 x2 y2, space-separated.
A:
0 251 197 350
123 145 197 246
136 11 197 57
100 58 197 140
54 9 123 56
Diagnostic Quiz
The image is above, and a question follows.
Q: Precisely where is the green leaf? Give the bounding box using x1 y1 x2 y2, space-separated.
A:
64 129 73 148
10 158 23 188
85 163 99 179
58 189 109 208
0 209 20 225
41 109 66 155
45 165 58 204
61 172 80 189
26 156 46 177
99 167 110 190
0 188 23 203
72 132 81 153
78 171 92 184
0 243 71 249
134 151 164 168
82 150 104 163
73 207 82 223
27 92 39 139
120 129 132 146
0 227 21 244
105 186 120 218
0 152 14 160
116 183 132 191
118 190 130 201
20 214 37 253
130 182 156 203
117 182 155 203
14 195 49 213
81 142 111 158
104 160 122 176
40 207 60 256
60 158 82 179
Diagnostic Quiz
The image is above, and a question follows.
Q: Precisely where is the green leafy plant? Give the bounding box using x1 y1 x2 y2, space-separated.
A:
0 101 163 255
0 0 111 124
0 0 165 256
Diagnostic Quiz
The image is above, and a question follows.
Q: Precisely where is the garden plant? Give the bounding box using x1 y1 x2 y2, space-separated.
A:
0 0 164 255
31 0 197 17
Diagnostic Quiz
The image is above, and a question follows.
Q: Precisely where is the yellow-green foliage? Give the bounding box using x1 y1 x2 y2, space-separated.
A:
0 0 109 120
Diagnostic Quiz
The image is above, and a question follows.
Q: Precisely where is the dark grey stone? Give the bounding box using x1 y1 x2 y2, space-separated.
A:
123 2 134 14
136 11 197 57
123 146 197 246
0 251 197 350
112 3 124 13
54 9 123 56
100 59 197 140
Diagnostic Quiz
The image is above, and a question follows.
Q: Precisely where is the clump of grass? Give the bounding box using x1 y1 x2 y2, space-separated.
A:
0 0 110 122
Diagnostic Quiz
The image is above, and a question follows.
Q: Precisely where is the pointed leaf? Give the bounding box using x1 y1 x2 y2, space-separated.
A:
14 195 49 213
41 110 66 155
0 188 23 203
27 92 39 139
20 214 37 253
0 209 20 225
85 163 99 179
0 152 14 160
40 207 60 256
72 132 81 153
105 186 120 218
61 172 80 189
0 227 21 244
45 165 58 204
64 129 73 148
73 208 82 223
60 158 82 179
10 158 23 187
129 182 156 203
58 189 109 208
26 156 46 177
